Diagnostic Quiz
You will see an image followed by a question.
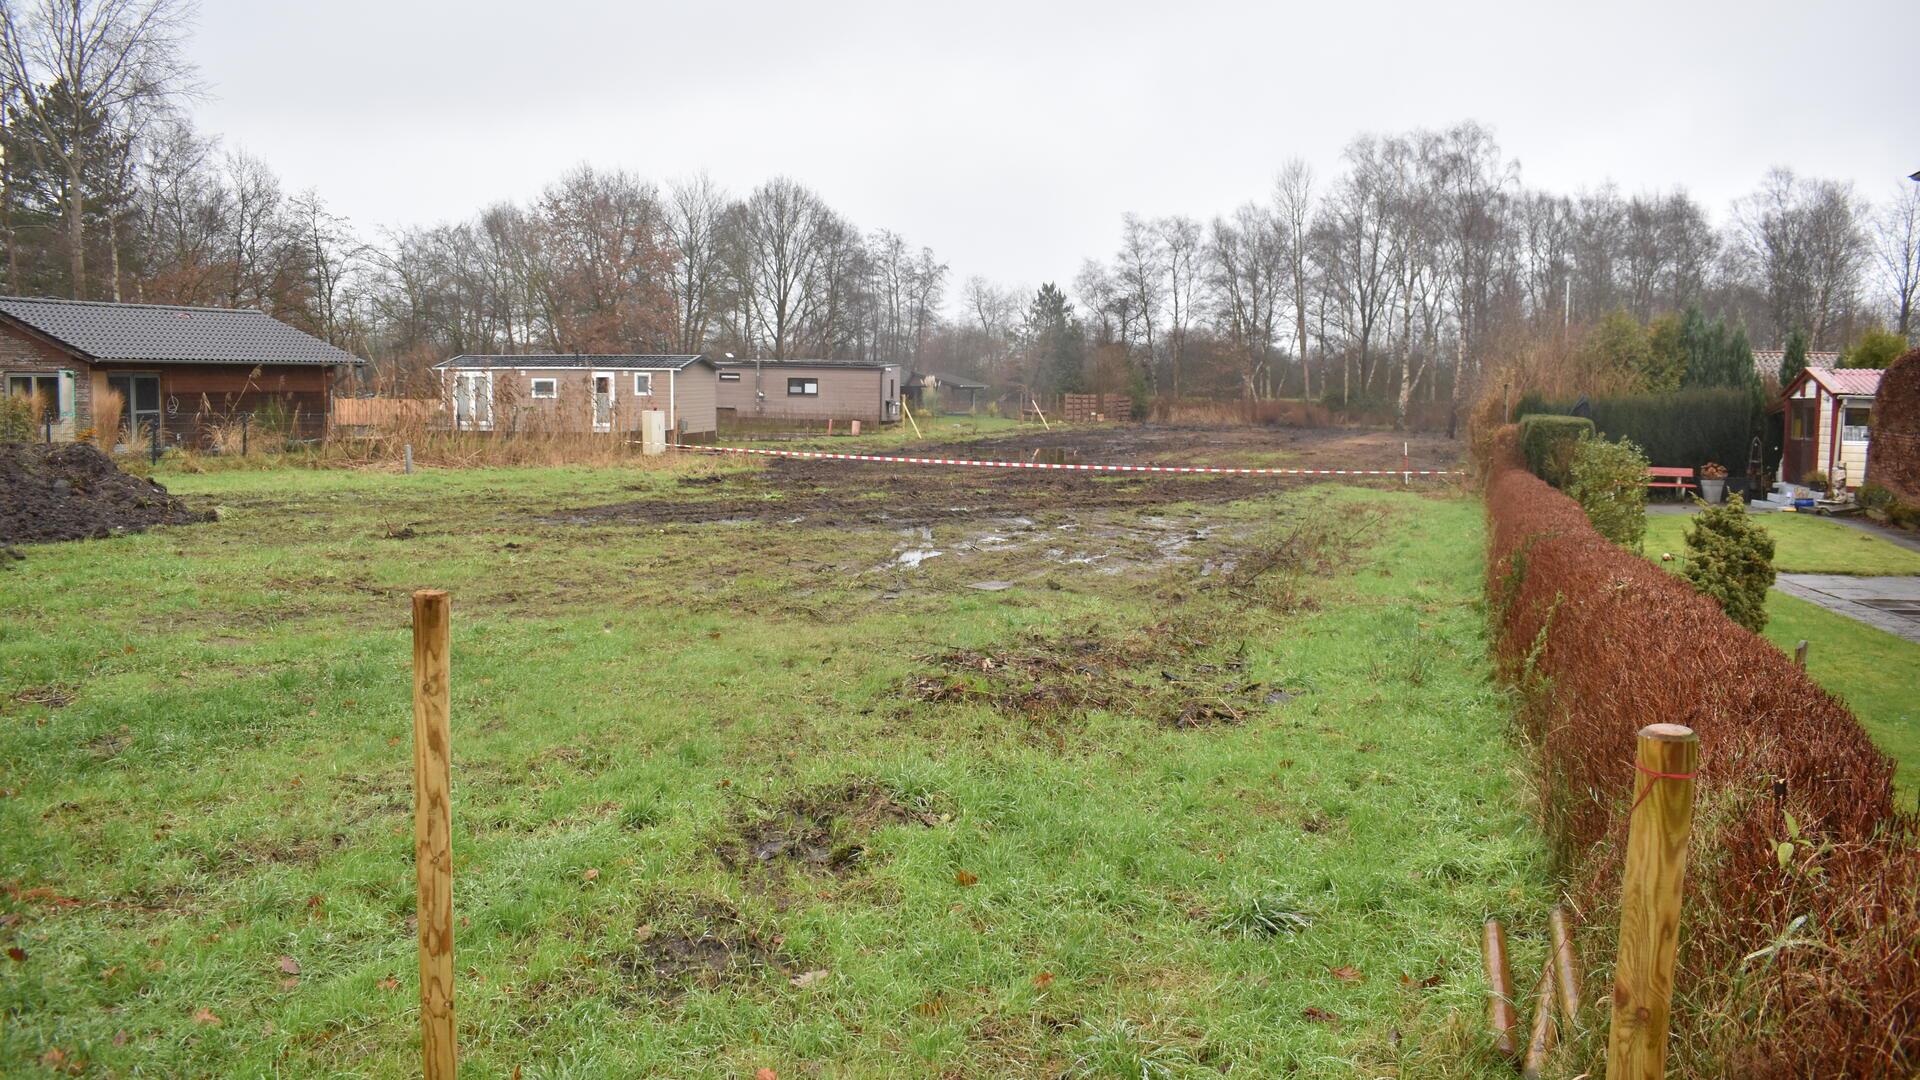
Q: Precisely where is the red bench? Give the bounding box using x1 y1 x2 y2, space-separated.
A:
1647 467 1696 496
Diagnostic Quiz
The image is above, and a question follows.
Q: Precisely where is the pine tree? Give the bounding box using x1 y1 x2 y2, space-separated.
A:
1778 328 1810 385
1022 283 1086 394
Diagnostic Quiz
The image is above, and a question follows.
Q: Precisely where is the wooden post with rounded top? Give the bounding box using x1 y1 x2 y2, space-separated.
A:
1607 723 1698 1079
411 589 456 1079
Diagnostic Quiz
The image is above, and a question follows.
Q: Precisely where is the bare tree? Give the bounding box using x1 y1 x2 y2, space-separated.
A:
1157 215 1203 396
1273 159 1315 398
665 172 726 354
0 0 197 297
733 177 835 359
1735 169 1867 348
1874 183 1920 339
1113 214 1165 393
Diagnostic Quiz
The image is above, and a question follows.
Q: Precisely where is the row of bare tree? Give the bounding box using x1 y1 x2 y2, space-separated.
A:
3 0 1917 418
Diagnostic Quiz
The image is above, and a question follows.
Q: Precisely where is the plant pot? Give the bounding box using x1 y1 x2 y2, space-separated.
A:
1700 478 1726 503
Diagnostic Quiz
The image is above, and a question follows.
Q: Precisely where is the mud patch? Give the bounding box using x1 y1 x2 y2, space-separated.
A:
1 442 214 544
10 684 76 711
720 781 944 875
609 900 795 998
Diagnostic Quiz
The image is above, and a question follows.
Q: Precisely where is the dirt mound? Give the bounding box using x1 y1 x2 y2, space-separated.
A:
0 442 213 544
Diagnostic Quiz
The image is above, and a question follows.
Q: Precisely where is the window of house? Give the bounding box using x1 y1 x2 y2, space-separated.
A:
530 378 557 399
633 373 653 396
788 378 819 396
1843 406 1871 442
5 374 60 416
718 372 742 381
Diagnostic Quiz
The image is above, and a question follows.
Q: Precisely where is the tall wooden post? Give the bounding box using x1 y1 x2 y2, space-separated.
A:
411 590 456 1078
1607 723 1698 1079
1793 640 1808 668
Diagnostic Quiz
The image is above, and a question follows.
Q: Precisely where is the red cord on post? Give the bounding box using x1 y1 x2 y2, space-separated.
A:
1627 760 1699 818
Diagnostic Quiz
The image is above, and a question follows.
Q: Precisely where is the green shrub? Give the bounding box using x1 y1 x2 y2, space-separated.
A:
1683 495 1776 632
1803 470 1829 495
1858 483 1896 513
1569 437 1650 552
1517 414 1594 487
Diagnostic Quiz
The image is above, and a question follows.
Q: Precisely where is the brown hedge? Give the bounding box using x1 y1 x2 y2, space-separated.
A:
1484 429 1919 1077
1867 346 1920 504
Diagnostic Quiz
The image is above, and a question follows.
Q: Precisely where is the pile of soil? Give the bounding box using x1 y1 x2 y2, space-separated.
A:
1 442 213 544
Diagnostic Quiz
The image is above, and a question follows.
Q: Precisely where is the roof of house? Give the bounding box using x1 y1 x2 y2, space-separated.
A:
1753 348 1841 375
713 358 897 371
0 295 362 366
1801 366 1884 397
437 354 710 371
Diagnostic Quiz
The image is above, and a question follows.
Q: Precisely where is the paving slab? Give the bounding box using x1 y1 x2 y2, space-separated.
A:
1775 574 1920 643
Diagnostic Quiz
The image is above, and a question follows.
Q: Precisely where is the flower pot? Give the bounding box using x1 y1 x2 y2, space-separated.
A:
1700 478 1726 503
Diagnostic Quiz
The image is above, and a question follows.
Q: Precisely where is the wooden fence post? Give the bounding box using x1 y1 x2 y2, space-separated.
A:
1607 723 1698 1079
411 589 456 1079
1794 640 1808 668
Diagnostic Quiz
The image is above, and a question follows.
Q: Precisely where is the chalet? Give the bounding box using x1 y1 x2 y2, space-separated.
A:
0 295 363 444
714 359 902 425
432 354 718 440
1777 366 1882 489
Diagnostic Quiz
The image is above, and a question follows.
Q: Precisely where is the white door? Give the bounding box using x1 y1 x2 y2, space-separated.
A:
454 372 492 430
592 373 614 432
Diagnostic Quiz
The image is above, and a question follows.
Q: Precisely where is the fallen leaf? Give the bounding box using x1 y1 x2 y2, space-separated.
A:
1330 965 1363 983
277 955 301 976
954 870 979 887
1302 1006 1338 1023
755 1070 778 1080
279 977 299 990
6 946 25 962
582 868 600 884
377 976 400 991
915 995 946 1017
39 1048 67 1068
192 1007 221 1026
1399 972 1443 989
790 969 829 988
635 923 655 942
1033 970 1055 990
113 1030 128 1046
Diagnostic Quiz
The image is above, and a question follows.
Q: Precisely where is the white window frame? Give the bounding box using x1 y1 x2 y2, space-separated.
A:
718 371 742 382
529 377 557 400
1842 404 1871 443
633 373 653 396
788 377 819 397
591 371 616 432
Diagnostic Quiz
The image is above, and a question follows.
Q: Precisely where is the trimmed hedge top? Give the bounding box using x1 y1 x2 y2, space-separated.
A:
1517 414 1594 487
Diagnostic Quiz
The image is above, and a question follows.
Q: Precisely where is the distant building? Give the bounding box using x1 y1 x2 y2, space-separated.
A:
1777 366 1882 489
1752 348 1840 383
906 371 989 413
432 354 717 439
714 359 902 425
0 295 363 444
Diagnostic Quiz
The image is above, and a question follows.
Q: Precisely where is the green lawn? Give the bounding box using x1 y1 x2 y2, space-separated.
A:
0 462 1551 1077
1761 593 1920 798
1645 510 1920 575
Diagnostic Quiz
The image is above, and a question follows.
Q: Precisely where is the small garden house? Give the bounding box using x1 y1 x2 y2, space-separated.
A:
1777 366 1882 490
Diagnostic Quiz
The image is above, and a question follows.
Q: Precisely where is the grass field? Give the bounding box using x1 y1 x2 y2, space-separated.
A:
1644 510 1920 575
0 450 1554 1077
1761 593 1920 798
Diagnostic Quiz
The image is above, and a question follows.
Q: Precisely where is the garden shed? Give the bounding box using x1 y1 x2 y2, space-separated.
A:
1776 366 1882 489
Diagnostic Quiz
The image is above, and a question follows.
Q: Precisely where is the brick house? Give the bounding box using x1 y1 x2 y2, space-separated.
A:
0 295 363 444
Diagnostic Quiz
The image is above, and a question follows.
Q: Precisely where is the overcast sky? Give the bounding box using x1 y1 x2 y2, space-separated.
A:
188 0 1916 301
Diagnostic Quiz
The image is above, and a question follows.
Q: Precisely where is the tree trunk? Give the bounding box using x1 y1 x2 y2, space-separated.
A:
67 158 87 298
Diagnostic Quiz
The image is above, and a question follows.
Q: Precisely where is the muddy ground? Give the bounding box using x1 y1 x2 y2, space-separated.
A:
552 424 1463 529
1 442 214 545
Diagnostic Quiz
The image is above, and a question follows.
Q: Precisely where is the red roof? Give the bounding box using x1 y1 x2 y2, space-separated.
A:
1805 367 1883 396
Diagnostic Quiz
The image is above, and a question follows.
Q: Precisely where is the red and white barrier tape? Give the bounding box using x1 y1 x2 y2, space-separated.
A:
678 444 1463 478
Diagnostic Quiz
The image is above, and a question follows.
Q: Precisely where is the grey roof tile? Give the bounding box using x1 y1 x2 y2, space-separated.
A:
439 354 709 370
0 295 363 366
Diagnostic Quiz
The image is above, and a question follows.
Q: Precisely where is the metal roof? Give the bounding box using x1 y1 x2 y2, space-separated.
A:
0 295 363 366
713 358 896 370
1804 366 1883 397
438 354 710 371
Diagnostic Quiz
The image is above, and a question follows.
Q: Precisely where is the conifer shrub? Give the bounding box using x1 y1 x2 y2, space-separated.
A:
1682 494 1776 632
1567 436 1649 551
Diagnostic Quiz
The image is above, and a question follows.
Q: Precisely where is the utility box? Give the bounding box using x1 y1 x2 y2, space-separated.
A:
640 409 668 455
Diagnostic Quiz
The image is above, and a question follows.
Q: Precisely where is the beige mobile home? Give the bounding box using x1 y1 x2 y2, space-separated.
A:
714 359 902 425
434 354 718 440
